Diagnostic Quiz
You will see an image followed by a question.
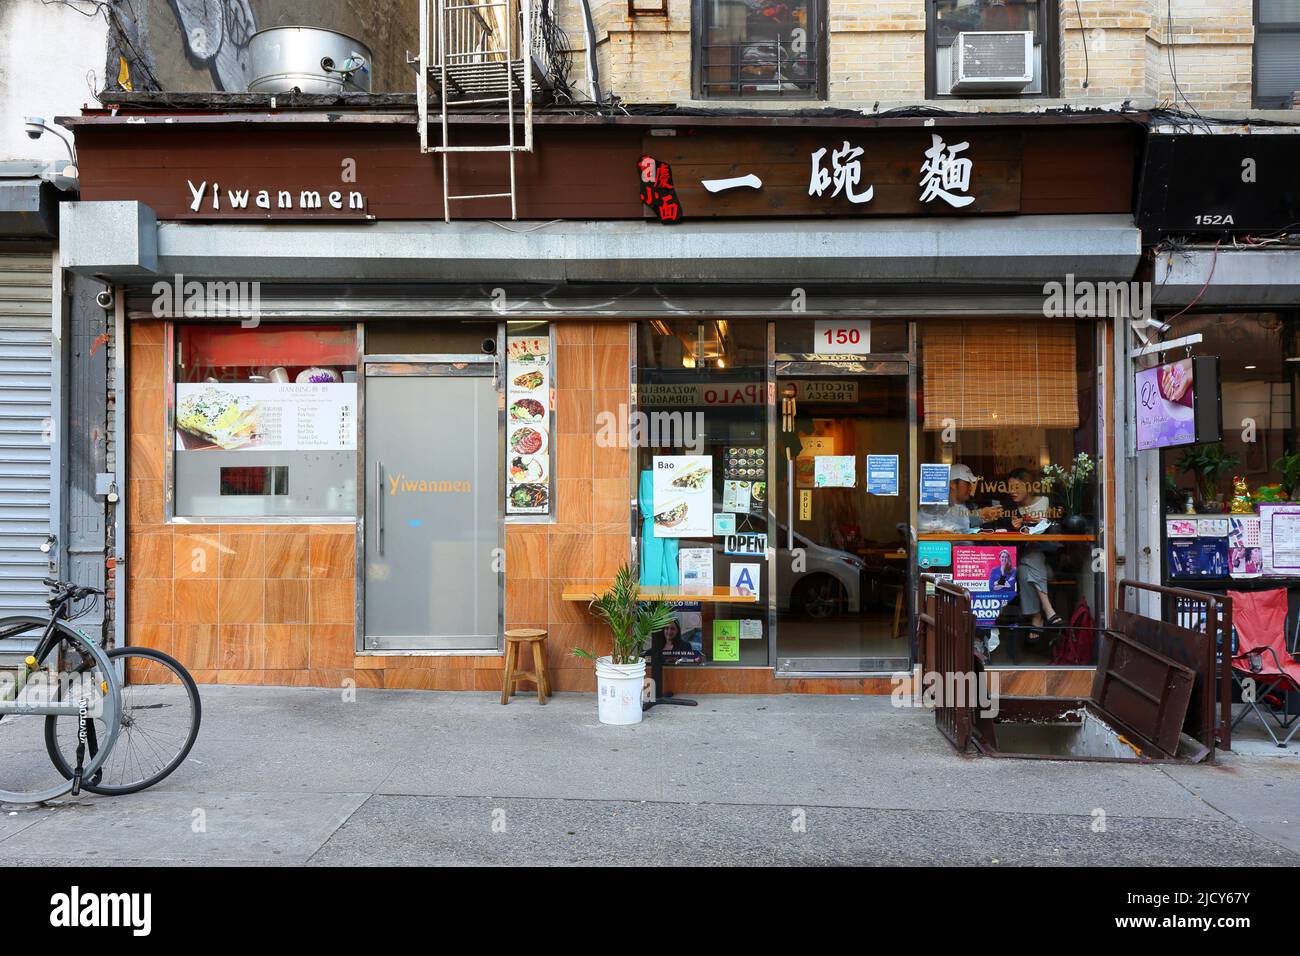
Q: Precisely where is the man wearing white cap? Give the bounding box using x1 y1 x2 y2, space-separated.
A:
918 463 981 532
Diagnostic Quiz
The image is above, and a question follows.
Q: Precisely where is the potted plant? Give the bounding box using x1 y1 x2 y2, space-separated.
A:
573 563 675 726
1042 452 1096 533
1175 443 1241 513
1273 451 1300 499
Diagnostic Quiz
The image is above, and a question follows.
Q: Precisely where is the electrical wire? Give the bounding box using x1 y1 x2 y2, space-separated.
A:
1165 0 1212 134
1073 0 1089 90
1166 239 1221 323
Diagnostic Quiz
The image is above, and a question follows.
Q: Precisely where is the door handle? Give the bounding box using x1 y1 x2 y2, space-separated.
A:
375 460 385 556
786 456 794 551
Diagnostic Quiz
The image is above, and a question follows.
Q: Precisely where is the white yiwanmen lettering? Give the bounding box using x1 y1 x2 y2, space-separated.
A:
49 886 152 937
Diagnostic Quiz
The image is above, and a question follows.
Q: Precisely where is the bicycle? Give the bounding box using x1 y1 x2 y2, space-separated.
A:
0 579 201 803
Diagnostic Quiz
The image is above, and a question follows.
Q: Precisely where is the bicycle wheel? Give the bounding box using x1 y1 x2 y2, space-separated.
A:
0 618 121 804
45 646 201 796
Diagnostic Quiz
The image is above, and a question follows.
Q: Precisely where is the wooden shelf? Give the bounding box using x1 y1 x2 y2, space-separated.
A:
562 585 759 604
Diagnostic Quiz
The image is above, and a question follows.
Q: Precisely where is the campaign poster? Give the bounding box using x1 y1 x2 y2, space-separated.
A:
652 455 713 538
953 546 1017 629
661 604 703 665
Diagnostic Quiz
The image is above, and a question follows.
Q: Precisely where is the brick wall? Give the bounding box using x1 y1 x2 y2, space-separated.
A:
587 0 1261 112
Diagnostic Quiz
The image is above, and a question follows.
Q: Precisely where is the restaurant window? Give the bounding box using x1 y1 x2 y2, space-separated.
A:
927 0 1058 98
172 324 359 519
636 320 769 665
695 0 823 99
1159 313 1300 582
918 319 1102 666
1255 1 1300 108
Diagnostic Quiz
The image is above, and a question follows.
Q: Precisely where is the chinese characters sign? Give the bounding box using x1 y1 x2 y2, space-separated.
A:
808 134 975 209
638 156 683 224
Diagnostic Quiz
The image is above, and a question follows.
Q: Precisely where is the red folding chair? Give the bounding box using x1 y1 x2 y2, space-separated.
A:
1228 588 1300 748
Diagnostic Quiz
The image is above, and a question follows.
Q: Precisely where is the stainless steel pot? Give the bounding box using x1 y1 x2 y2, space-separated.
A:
246 26 373 94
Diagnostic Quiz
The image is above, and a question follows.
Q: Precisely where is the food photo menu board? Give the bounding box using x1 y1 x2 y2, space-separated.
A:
505 332 552 515
175 383 356 452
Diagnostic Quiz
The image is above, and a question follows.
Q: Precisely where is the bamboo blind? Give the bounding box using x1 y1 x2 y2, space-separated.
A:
921 321 1080 430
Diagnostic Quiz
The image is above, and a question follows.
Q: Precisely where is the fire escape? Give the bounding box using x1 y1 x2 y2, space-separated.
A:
418 0 568 220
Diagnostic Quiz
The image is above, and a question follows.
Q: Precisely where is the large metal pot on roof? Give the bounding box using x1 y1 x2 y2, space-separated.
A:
246 26 372 94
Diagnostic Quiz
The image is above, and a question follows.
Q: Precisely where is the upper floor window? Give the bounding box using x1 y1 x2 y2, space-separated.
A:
928 0 1059 98
694 0 823 99
1256 0 1300 108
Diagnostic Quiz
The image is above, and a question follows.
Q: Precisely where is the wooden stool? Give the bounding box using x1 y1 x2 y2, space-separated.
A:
501 628 552 705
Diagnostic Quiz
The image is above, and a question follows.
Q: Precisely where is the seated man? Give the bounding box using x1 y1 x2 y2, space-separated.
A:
918 463 980 533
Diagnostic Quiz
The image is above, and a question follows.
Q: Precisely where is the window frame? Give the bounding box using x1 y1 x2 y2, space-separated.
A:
1254 0 1300 108
924 0 1061 100
691 0 828 101
164 321 362 524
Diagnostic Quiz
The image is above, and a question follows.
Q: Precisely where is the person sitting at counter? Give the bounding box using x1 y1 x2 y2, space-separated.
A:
978 468 1063 636
918 463 980 533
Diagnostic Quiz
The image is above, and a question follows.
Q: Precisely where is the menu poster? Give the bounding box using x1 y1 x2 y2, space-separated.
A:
866 454 900 496
712 620 741 662
722 480 751 512
1271 510 1300 572
814 456 855 488
1258 504 1300 576
175 383 356 452
505 331 551 515
653 455 713 538
953 546 1017 629
678 548 714 593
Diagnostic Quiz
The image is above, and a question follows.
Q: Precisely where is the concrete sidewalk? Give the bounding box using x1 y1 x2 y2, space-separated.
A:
1 686 1298 866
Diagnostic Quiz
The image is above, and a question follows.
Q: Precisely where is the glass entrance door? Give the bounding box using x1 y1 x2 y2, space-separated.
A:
773 367 911 673
362 362 500 651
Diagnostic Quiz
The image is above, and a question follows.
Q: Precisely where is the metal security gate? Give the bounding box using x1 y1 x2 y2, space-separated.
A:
0 254 56 660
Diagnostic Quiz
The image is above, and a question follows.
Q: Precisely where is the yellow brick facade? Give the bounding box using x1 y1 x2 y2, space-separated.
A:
557 0 1265 113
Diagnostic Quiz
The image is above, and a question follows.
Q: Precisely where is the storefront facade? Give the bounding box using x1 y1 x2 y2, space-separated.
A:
61 102 1145 694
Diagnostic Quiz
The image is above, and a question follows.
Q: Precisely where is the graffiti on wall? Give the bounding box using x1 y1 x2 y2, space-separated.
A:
169 0 257 91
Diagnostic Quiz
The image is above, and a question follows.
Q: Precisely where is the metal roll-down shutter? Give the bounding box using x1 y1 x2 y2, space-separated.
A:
0 253 55 659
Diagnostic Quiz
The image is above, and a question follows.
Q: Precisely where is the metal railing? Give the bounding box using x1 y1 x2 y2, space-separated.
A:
919 573 978 752
1122 579 1233 752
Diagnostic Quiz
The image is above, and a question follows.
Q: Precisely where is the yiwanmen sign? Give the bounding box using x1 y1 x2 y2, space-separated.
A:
184 180 369 218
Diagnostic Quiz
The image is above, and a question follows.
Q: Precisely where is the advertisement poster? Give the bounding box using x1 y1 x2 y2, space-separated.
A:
1229 516 1263 578
920 463 951 505
712 620 741 662
661 604 703 664
505 332 551 514
953 546 1018 629
1135 359 1196 450
653 455 713 538
917 540 952 569
729 563 761 598
814 455 856 488
866 454 900 496
1167 538 1229 578
678 548 714 593
175 383 356 452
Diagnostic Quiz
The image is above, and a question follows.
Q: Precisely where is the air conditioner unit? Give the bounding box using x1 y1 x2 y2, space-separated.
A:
950 31 1034 93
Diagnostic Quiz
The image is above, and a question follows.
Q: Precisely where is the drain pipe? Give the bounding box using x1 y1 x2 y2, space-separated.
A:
577 0 603 104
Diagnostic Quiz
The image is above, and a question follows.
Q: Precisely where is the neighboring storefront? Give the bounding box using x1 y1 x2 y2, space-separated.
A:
60 100 1145 694
1138 128 1300 627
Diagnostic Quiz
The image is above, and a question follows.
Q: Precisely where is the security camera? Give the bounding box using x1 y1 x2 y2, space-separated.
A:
95 289 113 310
24 116 45 140
481 337 497 355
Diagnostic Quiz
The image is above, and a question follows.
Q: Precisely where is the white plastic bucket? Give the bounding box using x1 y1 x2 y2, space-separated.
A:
595 656 646 725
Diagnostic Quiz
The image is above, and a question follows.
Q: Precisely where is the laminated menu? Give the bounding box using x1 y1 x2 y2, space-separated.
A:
505 332 551 515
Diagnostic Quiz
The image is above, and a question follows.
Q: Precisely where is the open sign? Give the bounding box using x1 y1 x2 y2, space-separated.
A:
724 533 766 556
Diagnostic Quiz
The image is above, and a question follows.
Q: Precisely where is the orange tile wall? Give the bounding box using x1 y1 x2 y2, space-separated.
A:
127 318 1090 697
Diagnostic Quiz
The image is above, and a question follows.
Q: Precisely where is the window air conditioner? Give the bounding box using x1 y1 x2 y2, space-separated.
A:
950 31 1034 93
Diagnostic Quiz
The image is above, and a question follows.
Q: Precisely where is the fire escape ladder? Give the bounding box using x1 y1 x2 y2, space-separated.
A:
419 0 539 221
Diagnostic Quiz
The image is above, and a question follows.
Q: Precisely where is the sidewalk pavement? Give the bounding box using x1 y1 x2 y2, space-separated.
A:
2 686 1298 866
